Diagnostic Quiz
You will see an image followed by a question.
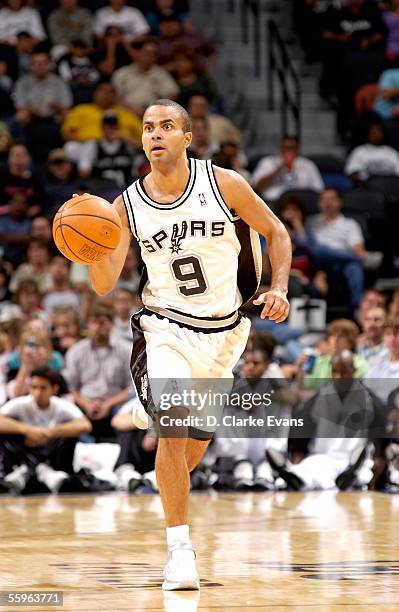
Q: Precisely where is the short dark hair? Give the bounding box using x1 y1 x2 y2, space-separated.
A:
31 366 59 386
87 303 113 321
147 99 192 133
282 135 299 144
276 194 307 222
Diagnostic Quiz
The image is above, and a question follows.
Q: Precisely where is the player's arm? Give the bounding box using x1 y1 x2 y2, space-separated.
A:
214 166 291 323
89 195 132 295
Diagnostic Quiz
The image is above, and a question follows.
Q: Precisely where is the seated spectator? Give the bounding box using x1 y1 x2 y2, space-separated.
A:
92 25 134 79
252 136 324 202
9 237 52 294
77 111 137 188
212 141 250 182
111 397 157 492
0 278 43 322
374 66 399 119
307 188 373 313
269 350 386 491
112 36 179 117
63 303 132 440
357 287 387 329
382 0 399 60
13 51 73 160
42 256 80 315
93 0 149 43
172 44 218 106
357 305 389 365
57 39 99 105
146 0 191 37
0 262 11 305
299 318 369 392
366 315 399 402
12 31 36 79
111 287 139 347
320 0 386 99
41 148 79 217
0 0 46 47
186 93 242 147
0 366 91 495
51 307 81 356
188 116 218 160
47 0 93 53
116 245 141 293
0 122 12 168
158 11 215 73
62 82 142 158
0 193 31 268
30 216 58 256
345 120 399 182
7 328 64 399
0 144 45 218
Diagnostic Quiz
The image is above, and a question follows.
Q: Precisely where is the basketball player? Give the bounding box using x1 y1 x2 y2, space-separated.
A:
87 99 291 590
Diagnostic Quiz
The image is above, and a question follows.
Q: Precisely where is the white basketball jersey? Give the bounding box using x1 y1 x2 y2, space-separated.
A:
122 158 261 325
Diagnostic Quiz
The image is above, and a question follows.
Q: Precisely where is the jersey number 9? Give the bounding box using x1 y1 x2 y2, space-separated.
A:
171 256 208 296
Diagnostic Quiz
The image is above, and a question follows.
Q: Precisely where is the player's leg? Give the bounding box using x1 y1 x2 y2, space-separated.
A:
186 438 211 472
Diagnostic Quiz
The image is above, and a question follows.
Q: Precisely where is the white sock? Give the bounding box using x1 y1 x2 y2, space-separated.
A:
166 524 191 548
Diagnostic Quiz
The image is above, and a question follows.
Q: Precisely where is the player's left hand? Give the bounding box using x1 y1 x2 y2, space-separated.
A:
253 289 290 323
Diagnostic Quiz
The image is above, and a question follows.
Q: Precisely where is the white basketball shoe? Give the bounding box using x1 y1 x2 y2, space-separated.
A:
162 543 200 591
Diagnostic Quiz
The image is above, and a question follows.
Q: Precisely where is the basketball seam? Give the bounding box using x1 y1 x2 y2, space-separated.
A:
56 223 87 264
59 223 115 250
55 213 121 229
61 196 106 211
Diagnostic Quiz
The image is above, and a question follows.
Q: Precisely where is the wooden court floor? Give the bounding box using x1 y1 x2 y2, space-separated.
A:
0 490 399 611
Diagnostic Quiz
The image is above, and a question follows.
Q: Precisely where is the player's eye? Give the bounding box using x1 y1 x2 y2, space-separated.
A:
164 124 172 130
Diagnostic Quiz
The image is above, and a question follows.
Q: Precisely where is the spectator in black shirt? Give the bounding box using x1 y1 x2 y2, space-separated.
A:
0 144 45 218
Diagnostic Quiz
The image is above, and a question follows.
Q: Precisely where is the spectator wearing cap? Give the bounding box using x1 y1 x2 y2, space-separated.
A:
157 11 216 73
47 0 93 52
0 144 45 218
93 0 149 43
63 304 133 440
57 40 99 105
13 51 73 160
0 0 46 47
112 36 179 117
186 93 242 147
42 148 79 217
62 82 142 166
77 111 137 188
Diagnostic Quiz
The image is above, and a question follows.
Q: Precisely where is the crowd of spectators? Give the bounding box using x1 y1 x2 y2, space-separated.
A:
0 0 399 497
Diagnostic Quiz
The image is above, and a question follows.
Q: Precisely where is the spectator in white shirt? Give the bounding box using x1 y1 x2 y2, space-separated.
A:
345 121 399 183
366 316 399 403
0 0 46 47
112 36 179 116
252 136 324 202
94 0 149 42
307 188 370 313
357 306 389 366
0 366 91 494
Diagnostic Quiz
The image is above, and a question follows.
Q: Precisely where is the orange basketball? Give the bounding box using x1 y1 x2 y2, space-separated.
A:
52 194 122 264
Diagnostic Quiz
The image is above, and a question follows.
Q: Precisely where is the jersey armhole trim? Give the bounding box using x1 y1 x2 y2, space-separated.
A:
206 159 240 223
122 188 138 239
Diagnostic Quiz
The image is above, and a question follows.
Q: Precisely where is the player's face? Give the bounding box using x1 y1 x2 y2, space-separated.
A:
142 106 192 164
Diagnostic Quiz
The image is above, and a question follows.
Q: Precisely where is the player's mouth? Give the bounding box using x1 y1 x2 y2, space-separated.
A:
151 145 166 153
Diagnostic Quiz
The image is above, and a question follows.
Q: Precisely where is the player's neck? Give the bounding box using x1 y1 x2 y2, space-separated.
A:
148 157 190 199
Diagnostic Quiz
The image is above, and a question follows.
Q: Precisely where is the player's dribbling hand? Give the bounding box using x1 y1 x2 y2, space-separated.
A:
253 289 290 323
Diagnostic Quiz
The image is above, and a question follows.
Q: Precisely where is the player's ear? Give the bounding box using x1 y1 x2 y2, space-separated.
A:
184 131 193 149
